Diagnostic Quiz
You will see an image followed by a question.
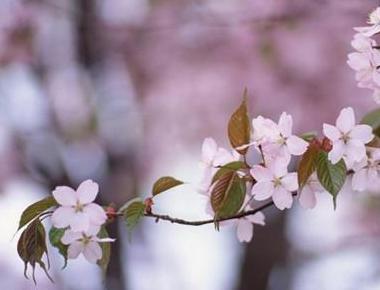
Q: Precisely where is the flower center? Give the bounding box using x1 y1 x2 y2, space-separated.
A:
273 178 282 188
80 235 91 245
340 133 351 144
74 201 84 213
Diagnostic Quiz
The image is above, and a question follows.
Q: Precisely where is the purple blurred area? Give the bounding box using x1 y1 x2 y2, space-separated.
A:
1 0 380 289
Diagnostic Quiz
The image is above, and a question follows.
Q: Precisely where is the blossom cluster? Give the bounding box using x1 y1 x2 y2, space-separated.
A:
51 180 114 263
199 107 377 243
348 7 380 103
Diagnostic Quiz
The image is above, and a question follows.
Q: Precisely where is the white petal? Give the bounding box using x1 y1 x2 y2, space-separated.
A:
52 186 77 206
352 169 368 191
85 224 101 237
281 173 298 191
278 112 292 137
61 230 82 245
51 207 75 228
328 141 345 164
350 124 374 144
83 203 107 226
246 211 265 225
323 124 341 142
70 212 90 232
251 181 274 200
286 135 308 155
250 166 272 182
83 241 102 263
214 148 236 166
68 241 84 259
272 188 293 210
346 140 366 163
97 237 116 243
236 219 253 242
336 107 355 134
77 180 99 204
271 156 289 178
202 137 217 164
299 186 317 209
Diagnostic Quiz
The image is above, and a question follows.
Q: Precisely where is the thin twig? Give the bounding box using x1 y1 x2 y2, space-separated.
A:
140 192 298 226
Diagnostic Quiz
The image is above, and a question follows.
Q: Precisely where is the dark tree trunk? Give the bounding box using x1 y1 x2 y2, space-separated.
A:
236 208 289 290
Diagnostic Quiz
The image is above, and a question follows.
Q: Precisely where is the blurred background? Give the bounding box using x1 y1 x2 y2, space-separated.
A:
1 0 380 289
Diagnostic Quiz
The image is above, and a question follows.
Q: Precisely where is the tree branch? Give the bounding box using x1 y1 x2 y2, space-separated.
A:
141 193 297 226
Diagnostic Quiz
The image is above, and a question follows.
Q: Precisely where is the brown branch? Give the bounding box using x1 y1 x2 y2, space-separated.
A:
140 192 298 226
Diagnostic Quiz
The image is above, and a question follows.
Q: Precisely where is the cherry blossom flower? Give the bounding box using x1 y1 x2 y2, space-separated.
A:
298 173 324 209
352 149 380 191
198 137 239 195
51 180 107 232
354 7 380 37
250 157 298 210
236 208 265 242
251 116 279 145
61 226 115 263
323 107 374 167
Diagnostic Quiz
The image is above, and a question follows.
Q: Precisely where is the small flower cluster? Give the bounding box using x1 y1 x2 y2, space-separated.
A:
199 107 378 242
51 180 114 263
348 7 380 103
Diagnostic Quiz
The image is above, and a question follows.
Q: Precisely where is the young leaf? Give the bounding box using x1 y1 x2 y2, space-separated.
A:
18 196 57 231
152 176 184 196
123 198 145 233
211 172 246 219
49 227 68 268
297 143 320 188
17 219 52 283
316 151 347 209
227 92 251 155
212 161 247 184
361 107 380 137
300 131 317 142
97 227 111 275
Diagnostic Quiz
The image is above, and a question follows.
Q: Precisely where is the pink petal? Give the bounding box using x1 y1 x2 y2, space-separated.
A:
250 166 272 182
278 112 292 138
77 180 99 204
299 186 317 209
328 141 345 164
83 203 107 226
281 173 298 192
272 188 293 210
336 107 355 134
287 135 308 155
352 169 368 191
68 241 84 259
70 212 90 232
83 241 102 263
246 211 265 225
52 186 77 206
350 125 374 144
346 140 366 163
236 219 254 242
51 206 75 228
61 230 82 245
323 124 341 142
202 137 217 164
251 181 274 201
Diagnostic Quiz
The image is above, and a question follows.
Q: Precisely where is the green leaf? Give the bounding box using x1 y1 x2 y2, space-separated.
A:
361 107 380 137
297 144 320 188
211 171 246 220
97 227 111 275
18 196 57 231
300 131 317 142
152 176 184 196
227 91 251 155
212 161 247 184
49 227 68 269
123 198 145 233
17 219 52 283
316 151 347 209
